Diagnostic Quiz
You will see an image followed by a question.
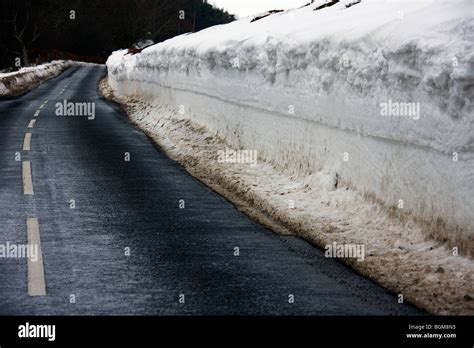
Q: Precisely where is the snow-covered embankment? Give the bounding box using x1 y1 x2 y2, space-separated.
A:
0 60 72 97
105 0 474 314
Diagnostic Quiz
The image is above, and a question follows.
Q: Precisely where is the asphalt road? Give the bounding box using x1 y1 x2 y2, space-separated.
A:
0 66 422 315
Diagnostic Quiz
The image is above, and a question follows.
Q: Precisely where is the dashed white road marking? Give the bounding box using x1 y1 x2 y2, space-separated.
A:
43 100 48 104
22 161 34 195
39 104 45 109
23 133 32 151
34 110 40 117
27 119 36 129
27 217 46 296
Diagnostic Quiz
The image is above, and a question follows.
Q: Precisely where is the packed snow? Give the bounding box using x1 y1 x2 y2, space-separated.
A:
0 61 72 97
105 0 474 314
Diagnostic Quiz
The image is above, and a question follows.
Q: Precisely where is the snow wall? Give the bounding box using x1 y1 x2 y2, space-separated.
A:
0 60 72 97
107 0 474 253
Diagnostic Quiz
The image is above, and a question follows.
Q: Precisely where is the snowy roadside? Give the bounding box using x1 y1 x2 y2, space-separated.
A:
106 0 474 256
100 77 473 315
0 60 99 98
103 0 473 314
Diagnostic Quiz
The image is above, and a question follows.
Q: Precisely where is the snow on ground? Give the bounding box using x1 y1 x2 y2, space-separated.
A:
0 60 97 97
0 60 72 97
105 0 474 314
101 78 473 315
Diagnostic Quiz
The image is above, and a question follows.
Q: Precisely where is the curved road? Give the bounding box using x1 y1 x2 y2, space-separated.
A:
0 66 421 315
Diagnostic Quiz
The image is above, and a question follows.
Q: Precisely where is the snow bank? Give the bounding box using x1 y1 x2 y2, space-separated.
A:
107 0 474 255
101 78 474 315
0 60 72 97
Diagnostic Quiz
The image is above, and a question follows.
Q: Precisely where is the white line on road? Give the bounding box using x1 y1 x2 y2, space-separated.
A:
23 133 31 151
27 218 46 296
39 104 45 109
34 110 40 117
27 119 36 129
22 161 34 195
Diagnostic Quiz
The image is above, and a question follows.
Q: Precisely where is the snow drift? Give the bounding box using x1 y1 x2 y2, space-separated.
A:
0 60 72 97
107 0 474 255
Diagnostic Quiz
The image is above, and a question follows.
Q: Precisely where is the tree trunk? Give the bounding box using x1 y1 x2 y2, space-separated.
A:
21 44 29 66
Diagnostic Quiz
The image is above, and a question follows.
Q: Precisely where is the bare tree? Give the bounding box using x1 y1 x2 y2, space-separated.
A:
10 10 41 65
1 0 45 66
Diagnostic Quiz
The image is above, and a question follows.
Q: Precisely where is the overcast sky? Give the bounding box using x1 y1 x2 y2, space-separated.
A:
210 0 309 18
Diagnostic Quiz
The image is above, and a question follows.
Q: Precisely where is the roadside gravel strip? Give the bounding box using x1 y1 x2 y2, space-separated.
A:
101 77 474 315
